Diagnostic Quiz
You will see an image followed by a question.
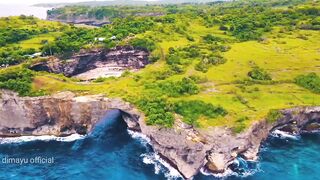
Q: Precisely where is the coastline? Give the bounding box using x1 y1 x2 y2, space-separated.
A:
1 90 320 179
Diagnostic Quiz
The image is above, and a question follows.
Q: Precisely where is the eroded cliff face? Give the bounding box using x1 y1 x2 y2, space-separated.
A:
29 46 149 80
0 90 319 179
0 90 136 136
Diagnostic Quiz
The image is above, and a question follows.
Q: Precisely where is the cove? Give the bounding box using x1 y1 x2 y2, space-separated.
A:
0 110 179 180
0 110 319 180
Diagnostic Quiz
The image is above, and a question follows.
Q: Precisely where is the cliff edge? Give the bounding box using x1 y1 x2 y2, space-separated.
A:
0 90 319 179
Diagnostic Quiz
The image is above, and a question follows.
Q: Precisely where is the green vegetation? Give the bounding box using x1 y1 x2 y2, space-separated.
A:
248 67 272 81
0 67 34 96
1 0 320 131
130 38 156 51
233 116 249 133
295 73 320 93
266 109 284 123
156 77 199 97
136 97 174 127
173 100 227 126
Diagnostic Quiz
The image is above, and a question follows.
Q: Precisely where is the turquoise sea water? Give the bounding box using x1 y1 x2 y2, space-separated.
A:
0 110 319 180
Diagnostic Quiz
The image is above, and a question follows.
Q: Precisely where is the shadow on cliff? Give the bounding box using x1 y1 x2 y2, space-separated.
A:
89 109 128 139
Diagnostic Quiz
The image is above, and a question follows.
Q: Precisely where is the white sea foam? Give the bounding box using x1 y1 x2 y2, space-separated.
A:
127 129 151 146
200 158 261 179
271 129 300 140
141 153 182 180
0 134 85 144
200 167 237 178
127 130 182 179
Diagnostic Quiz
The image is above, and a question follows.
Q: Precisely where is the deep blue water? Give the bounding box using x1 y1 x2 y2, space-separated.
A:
0 110 319 180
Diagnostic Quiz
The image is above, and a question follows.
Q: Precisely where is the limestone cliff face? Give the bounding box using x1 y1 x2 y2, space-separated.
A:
0 90 138 137
29 46 149 78
0 90 319 179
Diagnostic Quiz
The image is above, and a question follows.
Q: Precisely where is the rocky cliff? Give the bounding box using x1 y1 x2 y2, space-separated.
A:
0 90 319 179
29 46 149 80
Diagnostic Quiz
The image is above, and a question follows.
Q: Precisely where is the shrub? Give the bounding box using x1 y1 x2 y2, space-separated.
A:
173 100 227 126
158 77 199 97
203 34 224 43
248 67 272 81
186 35 195 42
130 38 156 52
266 109 283 123
0 68 34 96
195 54 227 73
232 116 249 133
295 73 320 93
136 97 174 127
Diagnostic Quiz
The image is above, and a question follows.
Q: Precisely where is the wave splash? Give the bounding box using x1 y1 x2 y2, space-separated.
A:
127 129 183 180
200 157 261 179
270 129 301 140
0 134 85 144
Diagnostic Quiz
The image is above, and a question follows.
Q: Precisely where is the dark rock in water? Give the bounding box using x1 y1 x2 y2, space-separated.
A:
278 123 299 134
29 46 149 79
303 122 320 132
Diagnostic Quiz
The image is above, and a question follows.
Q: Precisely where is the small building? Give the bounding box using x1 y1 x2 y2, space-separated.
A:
110 36 117 40
94 37 106 42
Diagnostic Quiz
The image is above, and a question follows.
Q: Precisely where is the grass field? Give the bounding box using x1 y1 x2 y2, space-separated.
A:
18 32 62 50
30 19 320 129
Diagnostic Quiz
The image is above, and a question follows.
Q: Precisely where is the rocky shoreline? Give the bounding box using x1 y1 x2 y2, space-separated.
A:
0 90 319 179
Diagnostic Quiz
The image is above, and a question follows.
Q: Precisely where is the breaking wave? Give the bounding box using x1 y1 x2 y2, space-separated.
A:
127 129 183 180
0 134 85 144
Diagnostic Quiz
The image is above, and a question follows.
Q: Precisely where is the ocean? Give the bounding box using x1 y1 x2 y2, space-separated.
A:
0 4 50 19
0 110 319 180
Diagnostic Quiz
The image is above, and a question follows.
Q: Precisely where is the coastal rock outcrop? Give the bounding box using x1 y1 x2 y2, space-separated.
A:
29 46 149 80
0 90 319 179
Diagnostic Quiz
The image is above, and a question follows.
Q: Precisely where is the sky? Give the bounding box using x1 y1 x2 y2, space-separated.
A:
0 0 112 5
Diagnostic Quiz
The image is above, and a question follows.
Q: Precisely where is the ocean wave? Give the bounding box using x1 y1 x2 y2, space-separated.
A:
200 167 237 178
270 130 300 140
127 129 151 146
0 134 85 144
127 130 182 179
141 152 182 180
200 158 261 179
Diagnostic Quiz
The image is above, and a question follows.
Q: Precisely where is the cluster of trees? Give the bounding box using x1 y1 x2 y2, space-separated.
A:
48 5 165 21
203 34 224 43
106 17 155 39
157 77 199 97
195 53 226 73
0 28 39 46
130 38 156 52
0 47 36 65
136 97 175 127
202 2 320 41
166 46 200 64
248 66 272 81
0 67 34 96
136 97 227 127
41 28 94 57
295 73 320 93
173 100 227 126
88 7 121 20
